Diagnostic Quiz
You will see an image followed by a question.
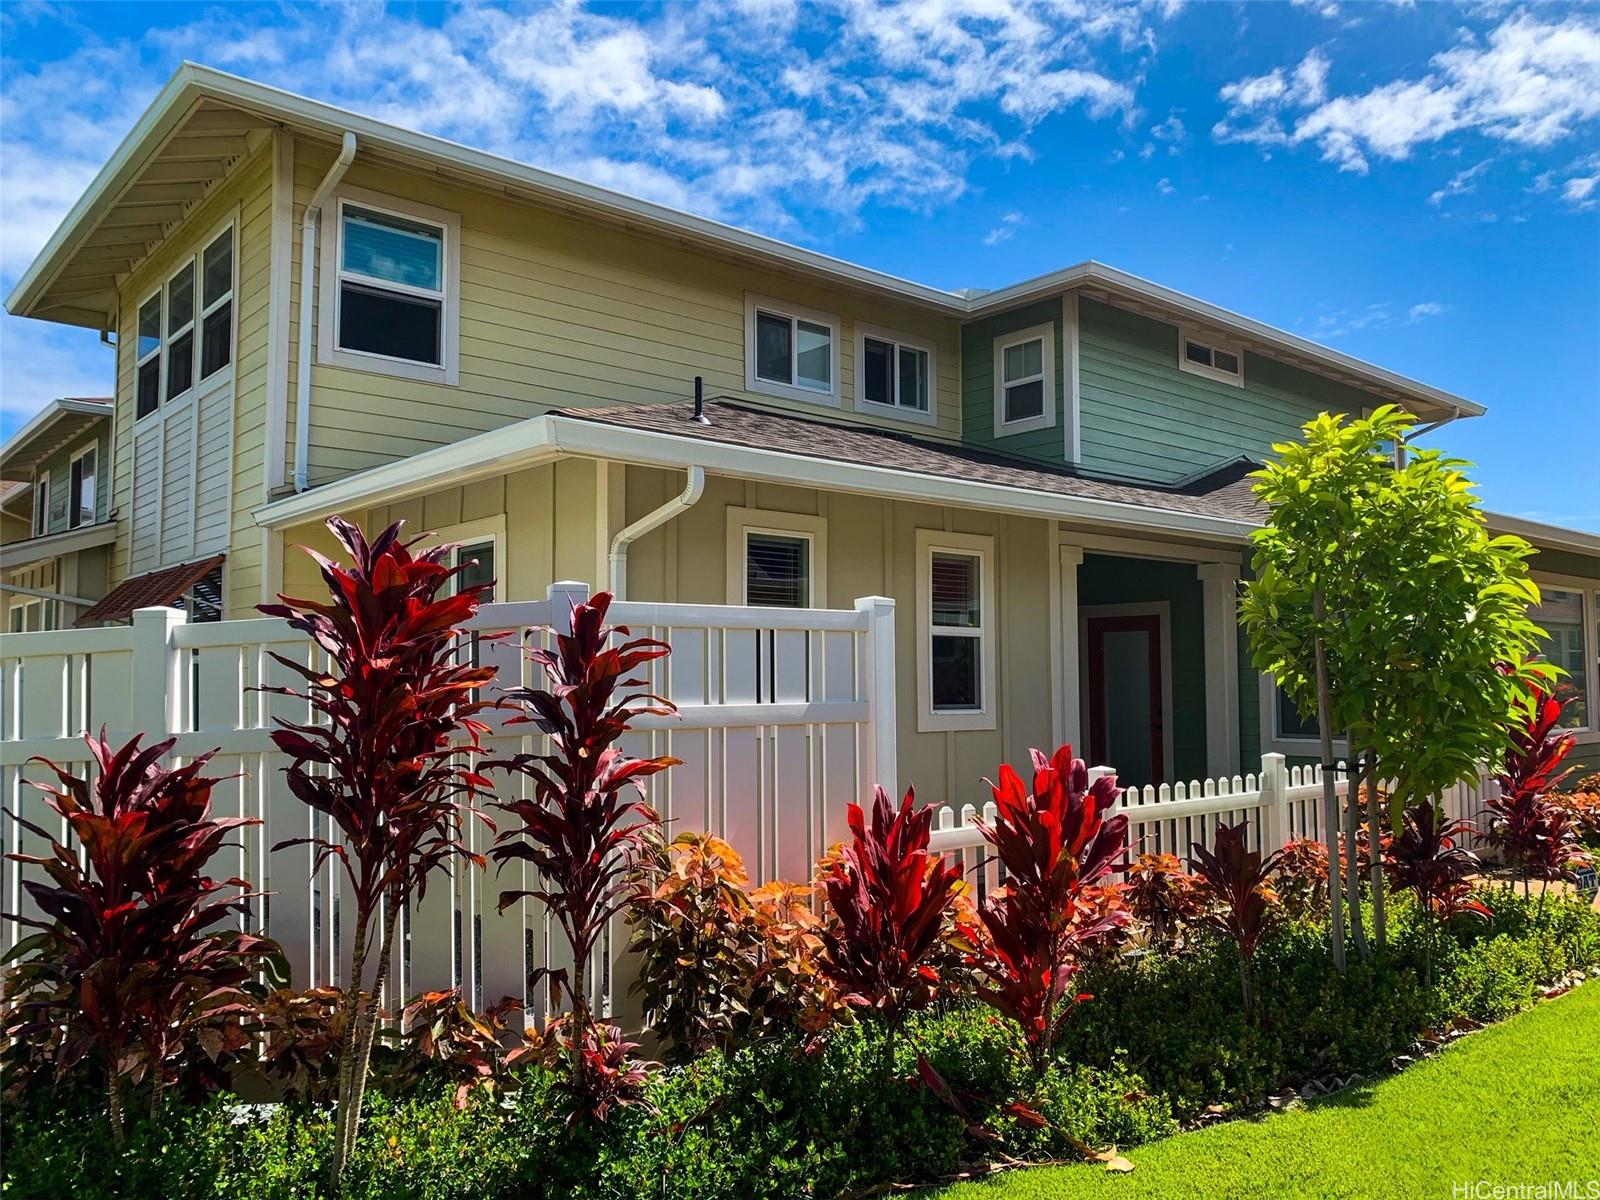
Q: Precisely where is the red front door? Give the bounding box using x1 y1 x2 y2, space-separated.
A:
1084 613 1165 787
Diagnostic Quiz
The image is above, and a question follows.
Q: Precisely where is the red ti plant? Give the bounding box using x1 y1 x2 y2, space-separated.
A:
488 591 677 1114
1385 803 1488 986
259 516 498 1189
817 784 963 1062
0 733 279 1145
1487 684 1587 902
1188 822 1283 1019
964 745 1129 1075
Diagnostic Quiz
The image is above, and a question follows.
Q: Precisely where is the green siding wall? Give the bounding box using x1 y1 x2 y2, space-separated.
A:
1077 298 1386 484
961 297 1065 461
1079 554 1208 782
32 425 111 536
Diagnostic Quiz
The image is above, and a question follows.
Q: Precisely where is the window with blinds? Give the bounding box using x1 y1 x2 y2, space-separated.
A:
746 532 810 607
929 550 982 711
336 203 446 366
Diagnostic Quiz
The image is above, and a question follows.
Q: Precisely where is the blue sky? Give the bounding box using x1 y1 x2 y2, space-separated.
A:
2 0 1597 527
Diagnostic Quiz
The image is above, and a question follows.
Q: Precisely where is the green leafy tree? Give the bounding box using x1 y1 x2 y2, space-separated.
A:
1241 406 1544 967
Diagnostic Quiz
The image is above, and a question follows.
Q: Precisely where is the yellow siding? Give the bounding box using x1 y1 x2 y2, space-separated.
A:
286 143 962 489
109 143 274 616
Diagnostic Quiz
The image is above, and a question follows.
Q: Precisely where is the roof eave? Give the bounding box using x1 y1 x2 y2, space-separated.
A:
0 398 112 470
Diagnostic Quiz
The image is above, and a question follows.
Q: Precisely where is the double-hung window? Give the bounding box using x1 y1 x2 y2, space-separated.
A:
135 224 235 421
32 472 49 537
916 530 996 732
69 445 96 529
857 325 935 423
321 190 460 383
745 294 839 405
992 323 1056 436
1178 326 1244 386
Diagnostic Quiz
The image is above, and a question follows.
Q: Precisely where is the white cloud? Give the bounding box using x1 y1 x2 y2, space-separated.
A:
1564 174 1599 207
1214 13 1600 175
1429 158 1493 205
1156 176 1175 194
1301 298 1446 339
1150 111 1187 153
983 211 1025 245
1406 301 1447 322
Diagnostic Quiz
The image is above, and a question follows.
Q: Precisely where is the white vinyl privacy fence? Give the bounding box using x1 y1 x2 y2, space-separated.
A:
928 754 1500 895
1 584 896 1026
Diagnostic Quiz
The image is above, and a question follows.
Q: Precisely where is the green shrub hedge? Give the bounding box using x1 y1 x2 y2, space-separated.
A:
6 891 1595 1200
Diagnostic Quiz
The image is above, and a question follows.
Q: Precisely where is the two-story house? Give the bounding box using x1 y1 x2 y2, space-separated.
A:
6 63 1599 796
0 397 119 630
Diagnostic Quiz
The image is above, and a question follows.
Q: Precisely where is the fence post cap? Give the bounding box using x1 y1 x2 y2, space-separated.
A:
131 604 187 626
853 595 896 613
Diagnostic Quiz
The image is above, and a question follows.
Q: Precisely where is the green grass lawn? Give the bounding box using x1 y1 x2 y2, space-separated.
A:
929 980 1600 1200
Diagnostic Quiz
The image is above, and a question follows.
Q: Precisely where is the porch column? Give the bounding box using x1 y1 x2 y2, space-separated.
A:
1197 561 1242 779
1057 544 1085 753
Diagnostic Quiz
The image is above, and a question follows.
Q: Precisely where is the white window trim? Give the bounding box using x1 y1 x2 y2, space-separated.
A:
1530 571 1600 743
318 186 462 387
32 470 49 537
853 323 938 426
197 224 236 387
420 515 506 596
1258 673 1351 759
724 506 829 606
992 322 1056 438
1177 324 1246 388
743 292 841 407
163 255 198 404
68 441 98 530
916 528 997 733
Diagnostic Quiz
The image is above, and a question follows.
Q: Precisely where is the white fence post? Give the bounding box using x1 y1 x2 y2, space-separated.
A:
547 581 591 633
1259 752 1289 849
129 605 185 738
855 596 897 801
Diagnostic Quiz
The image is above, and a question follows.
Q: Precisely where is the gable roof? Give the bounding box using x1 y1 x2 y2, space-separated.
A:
0 397 112 479
9 63 1481 421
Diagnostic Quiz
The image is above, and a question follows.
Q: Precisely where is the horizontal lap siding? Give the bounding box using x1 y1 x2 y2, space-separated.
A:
31 425 110 536
292 147 962 489
961 298 1065 462
1079 298 1383 484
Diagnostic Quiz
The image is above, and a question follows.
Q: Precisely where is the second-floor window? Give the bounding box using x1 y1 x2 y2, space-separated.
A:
336 203 446 366
32 471 48 537
69 445 96 529
744 294 840 406
1178 326 1245 387
857 325 936 423
992 322 1056 437
135 225 235 421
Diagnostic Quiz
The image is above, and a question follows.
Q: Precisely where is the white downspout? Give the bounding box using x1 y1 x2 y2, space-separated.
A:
293 131 358 493
607 465 704 599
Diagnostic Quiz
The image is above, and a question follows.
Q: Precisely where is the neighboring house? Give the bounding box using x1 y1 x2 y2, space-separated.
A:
0 397 117 630
5 64 1598 796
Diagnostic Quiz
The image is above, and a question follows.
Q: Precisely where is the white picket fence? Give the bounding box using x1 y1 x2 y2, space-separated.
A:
928 753 1500 893
0 583 897 1027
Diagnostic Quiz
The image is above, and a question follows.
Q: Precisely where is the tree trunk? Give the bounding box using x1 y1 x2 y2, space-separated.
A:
107 1071 125 1150
1312 593 1347 974
1366 750 1386 949
328 898 374 1195
1346 752 1369 962
340 890 403 1174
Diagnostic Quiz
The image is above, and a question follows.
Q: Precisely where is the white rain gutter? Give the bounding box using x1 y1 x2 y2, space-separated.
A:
293 131 357 493
607 466 704 599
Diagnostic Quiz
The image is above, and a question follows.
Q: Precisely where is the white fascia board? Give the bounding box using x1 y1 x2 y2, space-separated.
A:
13 62 1485 422
1487 512 1600 557
253 416 563 528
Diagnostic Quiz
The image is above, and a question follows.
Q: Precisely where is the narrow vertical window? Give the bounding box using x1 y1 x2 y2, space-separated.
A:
929 551 983 712
165 261 196 400
200 229 233 379
32 471 49 537
69 446 96 529
136 294 162 418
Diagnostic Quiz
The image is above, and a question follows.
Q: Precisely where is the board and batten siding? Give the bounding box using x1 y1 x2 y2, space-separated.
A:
110 145 274 612
283 143 962 491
